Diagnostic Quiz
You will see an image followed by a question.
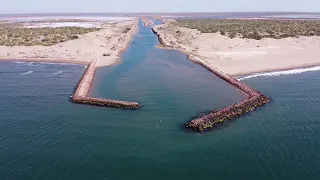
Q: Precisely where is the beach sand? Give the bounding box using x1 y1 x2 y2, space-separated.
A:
153 20 320 76
0 19 138 66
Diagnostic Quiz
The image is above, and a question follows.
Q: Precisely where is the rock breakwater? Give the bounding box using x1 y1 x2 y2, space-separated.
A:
71 60 142 109
141 17 154 27
186 55 270 132
151 26 270 132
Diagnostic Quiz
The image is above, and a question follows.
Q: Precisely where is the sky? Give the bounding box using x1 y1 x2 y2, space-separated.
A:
1 0 320 14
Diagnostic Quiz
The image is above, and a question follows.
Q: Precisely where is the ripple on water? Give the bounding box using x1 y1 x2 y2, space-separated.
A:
2 19 320 180
22 70 33 75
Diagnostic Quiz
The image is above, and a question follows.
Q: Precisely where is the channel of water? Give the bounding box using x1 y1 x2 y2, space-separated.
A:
90 19 245 128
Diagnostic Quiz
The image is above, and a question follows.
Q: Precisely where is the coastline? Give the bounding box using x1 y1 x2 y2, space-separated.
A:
232 62 320 76
156 43 320 77
0 19 139 67
0 18 142 109
152 25 270 132
152 20 320 76
71 59 142 109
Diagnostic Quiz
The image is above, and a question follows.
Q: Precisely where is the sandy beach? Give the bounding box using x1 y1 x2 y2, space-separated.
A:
152 20 320 76
0 19 138 66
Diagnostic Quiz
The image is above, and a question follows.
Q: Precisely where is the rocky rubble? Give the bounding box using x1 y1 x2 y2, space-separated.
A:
71 60 142 109
152 25 270 132
185 55 270 132
141 17 154 27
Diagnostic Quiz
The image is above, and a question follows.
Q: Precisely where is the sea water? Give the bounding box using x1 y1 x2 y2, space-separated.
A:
0 20 320 180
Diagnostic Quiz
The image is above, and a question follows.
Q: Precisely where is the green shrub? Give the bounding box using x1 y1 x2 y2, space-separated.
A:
122 27 131 33
0 27 100 46
175 19 320 40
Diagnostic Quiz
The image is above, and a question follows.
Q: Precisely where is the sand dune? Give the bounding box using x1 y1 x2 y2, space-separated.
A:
153 20 320 75
0 19 138 66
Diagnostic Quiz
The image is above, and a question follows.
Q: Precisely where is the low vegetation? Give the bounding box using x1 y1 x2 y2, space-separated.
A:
0 27 100 46
122 27 131 33
176 19 320 40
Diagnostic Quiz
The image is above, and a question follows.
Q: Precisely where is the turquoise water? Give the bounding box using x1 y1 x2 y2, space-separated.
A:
1 20 320 180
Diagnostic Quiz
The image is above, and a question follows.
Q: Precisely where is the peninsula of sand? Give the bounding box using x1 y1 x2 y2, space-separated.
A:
151 20 270 132
153 19 320 76
0 18 139 67
0 18 142 109
152 18 320 131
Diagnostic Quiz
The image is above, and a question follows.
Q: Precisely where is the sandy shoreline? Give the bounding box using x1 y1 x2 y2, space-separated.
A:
152 20 320 76
0 19 138 67
231 62 320 76
2 18 320 76
155 43 320 77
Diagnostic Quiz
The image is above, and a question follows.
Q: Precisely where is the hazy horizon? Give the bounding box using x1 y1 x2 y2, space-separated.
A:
1 0 320 14
0 12 320 16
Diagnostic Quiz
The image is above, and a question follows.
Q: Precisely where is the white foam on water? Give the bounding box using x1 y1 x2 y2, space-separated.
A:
53 71 63 75
27 62 36 66
237 66 320 81
22 71 33 75
14 61 27 64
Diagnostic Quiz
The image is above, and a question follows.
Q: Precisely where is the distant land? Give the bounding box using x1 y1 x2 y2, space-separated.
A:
1 12 320 17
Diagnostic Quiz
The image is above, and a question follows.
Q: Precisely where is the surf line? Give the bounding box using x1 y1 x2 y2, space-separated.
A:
22 71 33 75
237 66 320 81
71 59 142 109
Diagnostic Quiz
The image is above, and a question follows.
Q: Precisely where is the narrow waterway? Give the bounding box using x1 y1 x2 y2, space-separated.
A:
91 19 245 125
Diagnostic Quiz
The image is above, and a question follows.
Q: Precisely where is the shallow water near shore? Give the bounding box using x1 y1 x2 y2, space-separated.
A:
1 20 320 180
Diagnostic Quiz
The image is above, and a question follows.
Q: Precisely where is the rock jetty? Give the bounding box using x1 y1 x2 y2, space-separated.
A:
71 60 141 109
151 26 270 132
185 55 270 132
141 17 154 27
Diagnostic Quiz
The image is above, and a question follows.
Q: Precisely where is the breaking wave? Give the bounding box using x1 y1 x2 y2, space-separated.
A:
53 71 63 75
22 71 33 75
14 61 27 64
27 62 37 66
237 66 320 81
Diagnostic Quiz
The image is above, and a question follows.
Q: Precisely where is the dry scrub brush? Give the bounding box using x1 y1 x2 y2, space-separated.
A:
176 19 320 40
0 27 100 46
